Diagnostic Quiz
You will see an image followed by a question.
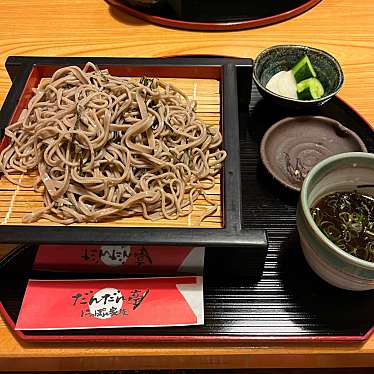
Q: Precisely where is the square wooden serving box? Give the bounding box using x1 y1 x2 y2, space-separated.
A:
0 56 268 275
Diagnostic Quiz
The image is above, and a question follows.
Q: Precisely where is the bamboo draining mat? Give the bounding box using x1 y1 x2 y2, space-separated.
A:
0 77 223 228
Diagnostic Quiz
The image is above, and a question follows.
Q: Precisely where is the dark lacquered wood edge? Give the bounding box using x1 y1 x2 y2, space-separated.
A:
1 300 371 343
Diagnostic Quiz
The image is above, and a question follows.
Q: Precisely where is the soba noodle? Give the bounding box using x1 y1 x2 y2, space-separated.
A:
0 62 226 224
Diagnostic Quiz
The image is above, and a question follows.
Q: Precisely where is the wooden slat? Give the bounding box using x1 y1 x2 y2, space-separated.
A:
0 77 224 228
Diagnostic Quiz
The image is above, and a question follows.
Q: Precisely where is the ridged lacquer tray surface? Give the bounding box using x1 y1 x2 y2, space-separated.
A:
1 70 373 341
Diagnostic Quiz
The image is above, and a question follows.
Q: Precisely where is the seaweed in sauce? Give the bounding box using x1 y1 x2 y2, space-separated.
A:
311 191 374 262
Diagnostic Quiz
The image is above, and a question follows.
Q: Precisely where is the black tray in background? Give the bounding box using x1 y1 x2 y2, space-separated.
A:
119 0 320 22
1 68 374 342
106 0 323 31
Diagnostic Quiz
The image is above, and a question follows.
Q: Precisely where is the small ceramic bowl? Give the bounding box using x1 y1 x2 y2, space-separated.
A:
296 152 374 291
260 116 367 191
253 44 344 109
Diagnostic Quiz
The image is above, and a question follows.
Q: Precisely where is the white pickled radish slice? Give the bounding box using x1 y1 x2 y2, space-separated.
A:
265 71 283 93
265 70 298 99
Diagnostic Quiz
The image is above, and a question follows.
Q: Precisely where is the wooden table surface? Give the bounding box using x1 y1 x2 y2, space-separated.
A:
0 0 374 371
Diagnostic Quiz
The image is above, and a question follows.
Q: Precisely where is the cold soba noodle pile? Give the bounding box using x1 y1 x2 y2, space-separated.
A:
0 63 226 224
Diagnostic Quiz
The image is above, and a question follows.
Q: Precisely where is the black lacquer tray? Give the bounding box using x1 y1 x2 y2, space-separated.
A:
1 60 374 342
106 0 323 31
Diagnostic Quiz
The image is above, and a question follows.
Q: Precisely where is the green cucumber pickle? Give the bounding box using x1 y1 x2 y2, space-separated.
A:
292 55 317 83
297 77 325 100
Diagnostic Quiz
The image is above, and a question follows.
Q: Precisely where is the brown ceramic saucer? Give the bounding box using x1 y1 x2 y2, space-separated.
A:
260 116 368 191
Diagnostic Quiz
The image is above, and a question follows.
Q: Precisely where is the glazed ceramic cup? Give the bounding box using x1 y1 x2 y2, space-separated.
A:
253 44 344 109
296 152 374 290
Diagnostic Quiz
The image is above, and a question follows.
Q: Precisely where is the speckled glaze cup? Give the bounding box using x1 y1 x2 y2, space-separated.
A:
296 152 374 291
253 44 344 109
